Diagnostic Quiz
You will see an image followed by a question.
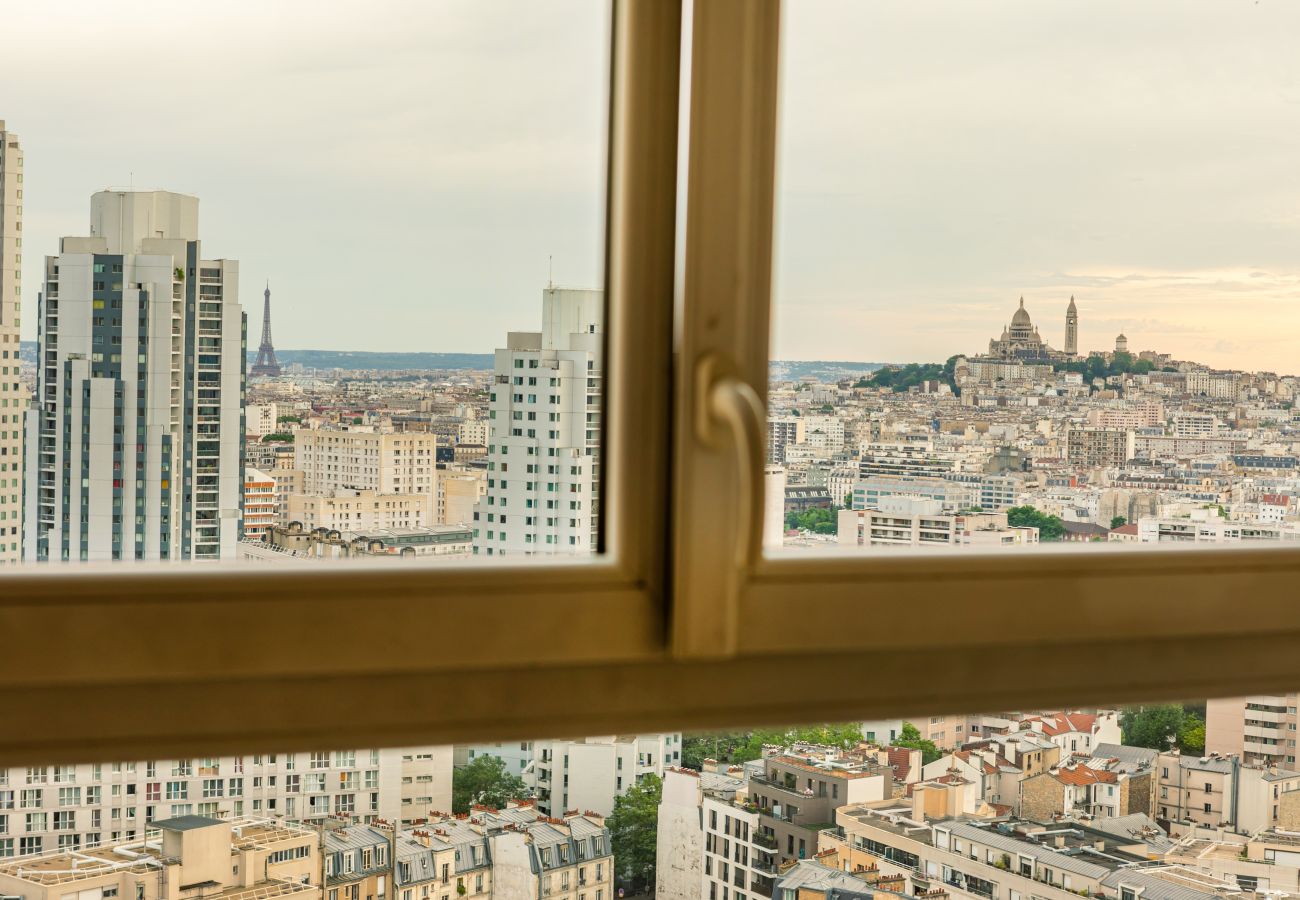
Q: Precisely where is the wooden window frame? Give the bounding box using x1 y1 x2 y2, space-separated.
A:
5 0 1300 767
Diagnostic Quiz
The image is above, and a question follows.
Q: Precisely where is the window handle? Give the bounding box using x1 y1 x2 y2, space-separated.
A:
695 352 765 570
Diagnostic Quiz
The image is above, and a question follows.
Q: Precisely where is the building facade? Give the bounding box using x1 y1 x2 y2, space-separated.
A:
0 121 23 563
473 287 602 557
244 467 276 539
25 190 245 561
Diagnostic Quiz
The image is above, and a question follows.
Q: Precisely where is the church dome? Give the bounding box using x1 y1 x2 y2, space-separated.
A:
1011 298 1032 328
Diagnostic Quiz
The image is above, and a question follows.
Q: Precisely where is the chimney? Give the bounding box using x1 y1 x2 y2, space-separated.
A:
1094 841 1106 852
1054 836 1066 849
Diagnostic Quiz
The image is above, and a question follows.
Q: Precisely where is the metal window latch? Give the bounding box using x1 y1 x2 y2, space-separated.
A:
694 352 765 570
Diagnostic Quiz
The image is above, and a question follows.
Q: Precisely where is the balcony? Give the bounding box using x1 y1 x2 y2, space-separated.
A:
753 832 778 851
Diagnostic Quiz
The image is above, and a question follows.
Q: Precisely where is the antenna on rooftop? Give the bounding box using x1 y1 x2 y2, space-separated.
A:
548 255 554 290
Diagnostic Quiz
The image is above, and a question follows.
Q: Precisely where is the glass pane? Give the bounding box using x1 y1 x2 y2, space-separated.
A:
766 1 1300 554
2 1 607 565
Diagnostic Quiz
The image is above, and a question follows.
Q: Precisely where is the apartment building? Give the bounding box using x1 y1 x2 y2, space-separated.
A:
1019 712 1122 757
1064 427 1135 469
0 749 448 855
473 287 602 556
461 734 679 817
25 190 245 561
288 489 436 532
767 417 806 464
770 858 913 900
1156 750 1300 834
0 815 319 900
457 417 488 447
403 803 612 900
1137 514 1300 545
296 427 436 496
326 826 392 900
1206 695 1298 765
0 121 23 563
274 466 306 522
1019 761 1151 822
436 469 485 526
747 746 890 867
820 805 1230 900
657 767 776 900
399 747 454 824
244 468 277 540
248 402 284 438
837 498 1038 549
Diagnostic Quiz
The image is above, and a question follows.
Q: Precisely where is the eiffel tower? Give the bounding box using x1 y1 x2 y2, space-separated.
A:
250 282 282 377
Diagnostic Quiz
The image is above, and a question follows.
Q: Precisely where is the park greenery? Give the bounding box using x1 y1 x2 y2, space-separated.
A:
607 774 661 896
1120 704 1206 753
682 724 866 769
450 755 526 814
785 507 837 534
1005 505 1066 541
261 432 294 443
855 356 960 393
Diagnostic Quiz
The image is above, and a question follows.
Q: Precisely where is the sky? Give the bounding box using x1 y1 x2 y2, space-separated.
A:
4 1 1299 374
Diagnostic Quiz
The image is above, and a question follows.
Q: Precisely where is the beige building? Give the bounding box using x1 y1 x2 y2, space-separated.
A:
1206 695 1298 766
273 467 306 523
0 121 22 564
837 498 1038 550
437 469 485 526
289 490 436 532
0 815 319 900
296 428 437 496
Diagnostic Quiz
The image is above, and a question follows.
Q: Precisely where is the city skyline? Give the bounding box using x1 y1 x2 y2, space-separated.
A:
4 2 1298 374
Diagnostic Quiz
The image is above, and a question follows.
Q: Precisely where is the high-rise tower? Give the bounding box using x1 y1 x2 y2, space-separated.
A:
25 190 246 561
250 283 282 377
473 287 602 557
1065 295 1078 356
0 121 25 564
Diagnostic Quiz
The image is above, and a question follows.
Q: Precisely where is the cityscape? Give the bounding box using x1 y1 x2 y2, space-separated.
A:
3 1 1300 894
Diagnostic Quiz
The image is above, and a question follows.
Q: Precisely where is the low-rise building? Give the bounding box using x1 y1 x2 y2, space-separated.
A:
0 816 320 900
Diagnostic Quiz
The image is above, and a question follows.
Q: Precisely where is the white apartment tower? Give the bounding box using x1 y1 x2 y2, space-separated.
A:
25 191 245 561
474 287 602 556
0 122 24 563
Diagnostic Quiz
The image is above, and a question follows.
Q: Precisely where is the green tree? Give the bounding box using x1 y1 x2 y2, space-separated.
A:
1121 705 1206 752
261 432 294 443
896 722 942 764
608 774 662 895
1180 716 1207 754
1110 516 1127 529
451 756 526 814
1005 505 1065 541
785 508 837 534
277 414 303 424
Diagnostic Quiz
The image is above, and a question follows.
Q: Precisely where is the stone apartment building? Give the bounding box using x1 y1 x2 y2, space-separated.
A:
400 803 612 900
326 826 393 900
0 815 320 900
1157 750 1300 834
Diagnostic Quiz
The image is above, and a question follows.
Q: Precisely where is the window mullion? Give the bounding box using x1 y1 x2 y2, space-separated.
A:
671 0 783 658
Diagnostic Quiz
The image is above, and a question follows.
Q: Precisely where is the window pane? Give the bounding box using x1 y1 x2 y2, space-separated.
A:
3 1 608 565
766 2 1300 554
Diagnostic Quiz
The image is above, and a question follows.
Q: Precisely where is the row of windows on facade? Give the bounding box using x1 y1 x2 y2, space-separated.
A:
3 753 378 784
1 775 378 807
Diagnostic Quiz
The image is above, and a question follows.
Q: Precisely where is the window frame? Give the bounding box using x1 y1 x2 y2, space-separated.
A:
669 0 1300 705
0 0 679 766
4 1 1300 767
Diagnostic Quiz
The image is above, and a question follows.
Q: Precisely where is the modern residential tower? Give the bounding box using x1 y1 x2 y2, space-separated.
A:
473 286 602 556
25 190 246 561
0 121 24 563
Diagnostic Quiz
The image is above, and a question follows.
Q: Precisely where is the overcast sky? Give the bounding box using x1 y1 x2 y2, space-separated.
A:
5 1 1298 374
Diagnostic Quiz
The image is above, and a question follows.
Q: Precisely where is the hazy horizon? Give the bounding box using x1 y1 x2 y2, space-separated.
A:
5 1 1297 374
